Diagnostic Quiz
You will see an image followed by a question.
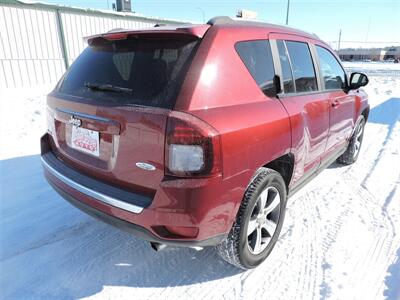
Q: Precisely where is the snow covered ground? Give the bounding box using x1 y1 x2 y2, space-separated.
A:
0 62 399 299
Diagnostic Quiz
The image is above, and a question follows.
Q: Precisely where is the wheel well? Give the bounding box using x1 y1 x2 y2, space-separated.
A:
361 106 370 121
263 153 294 189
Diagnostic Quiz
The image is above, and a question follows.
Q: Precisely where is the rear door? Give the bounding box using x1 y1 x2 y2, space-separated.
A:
270 34 330 186
314 45 355 156
46 33 200 194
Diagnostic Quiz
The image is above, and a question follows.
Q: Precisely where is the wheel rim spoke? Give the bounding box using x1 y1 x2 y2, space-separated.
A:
254 228 262 253
262 219 277 237
265 192 280 215
357 123 364 139
258 188 268 210
247 218 258 236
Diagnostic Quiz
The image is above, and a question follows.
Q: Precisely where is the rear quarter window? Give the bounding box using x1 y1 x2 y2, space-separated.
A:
57 36 199 109
235 40 276 97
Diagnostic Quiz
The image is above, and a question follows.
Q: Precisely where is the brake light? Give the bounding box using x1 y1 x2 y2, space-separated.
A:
165 112 222 177
103 32 128 41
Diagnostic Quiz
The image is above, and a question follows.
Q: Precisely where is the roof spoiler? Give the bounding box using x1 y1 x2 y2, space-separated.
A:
84 25 211 43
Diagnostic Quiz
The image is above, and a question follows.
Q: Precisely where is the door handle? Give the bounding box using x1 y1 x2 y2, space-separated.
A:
331 100 340 108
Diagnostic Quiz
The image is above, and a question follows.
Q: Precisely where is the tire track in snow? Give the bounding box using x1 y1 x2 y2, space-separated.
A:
361 115 399 187
317 167 398 300
284 134 398 300
317 186 352 300
348 184 396 299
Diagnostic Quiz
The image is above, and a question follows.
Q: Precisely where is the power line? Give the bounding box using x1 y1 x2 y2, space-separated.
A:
330 41 400 44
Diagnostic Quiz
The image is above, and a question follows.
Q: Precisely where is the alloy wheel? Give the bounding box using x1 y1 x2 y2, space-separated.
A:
246 186 281 255
353 120 365 158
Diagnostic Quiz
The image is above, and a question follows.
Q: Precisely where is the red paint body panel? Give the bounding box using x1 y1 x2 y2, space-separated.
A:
278 92 330 185
42 20 369 245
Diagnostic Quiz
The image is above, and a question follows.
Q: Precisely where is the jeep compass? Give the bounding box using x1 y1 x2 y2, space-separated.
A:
41 16 369 269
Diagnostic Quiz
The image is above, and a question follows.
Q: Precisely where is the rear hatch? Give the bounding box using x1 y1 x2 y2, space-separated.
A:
46 30 203 195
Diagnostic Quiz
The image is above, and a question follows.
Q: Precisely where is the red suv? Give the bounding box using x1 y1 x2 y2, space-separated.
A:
41 17 369 269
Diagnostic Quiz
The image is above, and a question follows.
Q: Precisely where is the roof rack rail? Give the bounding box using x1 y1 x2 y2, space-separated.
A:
154 23 167 27
207 16 233 26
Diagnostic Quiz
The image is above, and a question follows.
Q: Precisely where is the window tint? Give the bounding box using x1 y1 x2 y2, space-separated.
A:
276 40 295 93
316 46 346 90
235 40 276 97
58 37 198 109
285 41 318 92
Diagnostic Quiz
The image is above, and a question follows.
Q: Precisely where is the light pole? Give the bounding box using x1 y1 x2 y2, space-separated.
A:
285 0 290 25
196 7 206 23
338 29 342 52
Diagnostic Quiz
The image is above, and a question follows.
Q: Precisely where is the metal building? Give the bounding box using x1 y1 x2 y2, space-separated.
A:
0 0 185 88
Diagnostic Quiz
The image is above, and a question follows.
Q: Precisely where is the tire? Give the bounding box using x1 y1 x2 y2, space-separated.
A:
337 116 366 165
216 168 287 269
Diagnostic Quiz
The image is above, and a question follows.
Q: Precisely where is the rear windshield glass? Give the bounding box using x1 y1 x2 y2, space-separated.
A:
57 35 199 109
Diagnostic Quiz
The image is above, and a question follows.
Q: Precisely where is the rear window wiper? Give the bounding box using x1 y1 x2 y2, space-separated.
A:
84 82 133 94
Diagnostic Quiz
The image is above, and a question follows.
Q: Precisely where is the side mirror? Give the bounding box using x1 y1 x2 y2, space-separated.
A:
348 72 369 90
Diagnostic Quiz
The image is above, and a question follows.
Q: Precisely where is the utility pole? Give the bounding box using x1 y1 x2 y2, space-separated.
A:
285 0 290 25
338 29 342 52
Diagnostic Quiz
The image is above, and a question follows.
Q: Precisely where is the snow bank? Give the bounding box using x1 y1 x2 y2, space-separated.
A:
0 86 52 160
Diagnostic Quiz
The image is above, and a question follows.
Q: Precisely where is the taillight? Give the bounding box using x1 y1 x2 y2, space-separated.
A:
165 111 222 177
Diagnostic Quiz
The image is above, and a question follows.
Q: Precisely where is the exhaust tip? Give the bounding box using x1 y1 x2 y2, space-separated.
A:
150 242 167 252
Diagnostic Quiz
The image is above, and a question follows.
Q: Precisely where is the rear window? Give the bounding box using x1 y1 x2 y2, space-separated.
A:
235 40 276 97
57 35 199 109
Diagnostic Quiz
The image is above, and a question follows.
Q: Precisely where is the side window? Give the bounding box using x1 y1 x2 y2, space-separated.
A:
235 40 276 97
285 41 318 92
276 40 295 93
316 46 346 90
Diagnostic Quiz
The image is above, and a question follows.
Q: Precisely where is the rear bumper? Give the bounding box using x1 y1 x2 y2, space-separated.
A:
47 178 225 247
41 133 238 246
42 151 149 214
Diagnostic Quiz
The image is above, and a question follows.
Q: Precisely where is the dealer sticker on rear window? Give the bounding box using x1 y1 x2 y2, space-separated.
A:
71 126 100 157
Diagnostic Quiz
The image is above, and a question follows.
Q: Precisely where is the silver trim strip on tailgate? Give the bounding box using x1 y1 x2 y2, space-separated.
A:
56 108 111 123
41 157 144 214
